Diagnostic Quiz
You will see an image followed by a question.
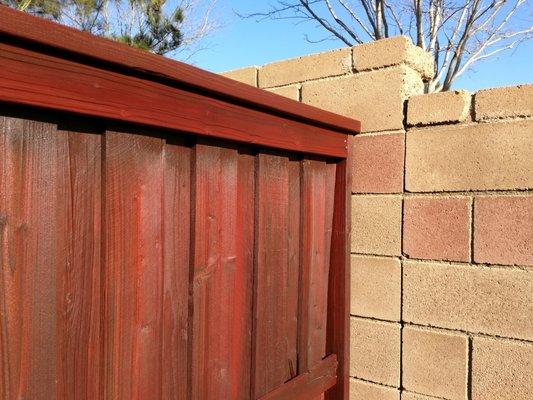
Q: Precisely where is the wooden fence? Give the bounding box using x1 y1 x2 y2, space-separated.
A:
0 6 360 400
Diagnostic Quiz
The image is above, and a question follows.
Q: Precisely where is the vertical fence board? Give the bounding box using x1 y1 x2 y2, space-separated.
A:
286 158 301 376
0 117 61 400
325 153 352 400
191 142 254 400
298 159 336 398
253 153 300 398
0 116 5 400
0 117 103 399
162 139 191 400
57 129 102 400
104 131 164 400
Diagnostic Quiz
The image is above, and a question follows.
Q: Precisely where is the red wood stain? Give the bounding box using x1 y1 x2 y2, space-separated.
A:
190 142 254 400
161 138 191 400
0 43 348 159
57 129 102 400
252 153 300 398
0 120 343 399
0 13 356 398
258 354 338 400
299 159 336 400
0 117 102 399
104 131 164 400
325 156 352 400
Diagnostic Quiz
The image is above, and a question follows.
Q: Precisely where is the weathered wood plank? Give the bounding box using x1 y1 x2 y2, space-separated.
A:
325 144 352 400
298 159 336 399
253 153 300 398
57 129 103 400
258 354 338 400
190 142 254 399
0 117 102 399
103 130 164 399
0 117 61 400
0 5 361 135
0 43 349 158
162 138 191 400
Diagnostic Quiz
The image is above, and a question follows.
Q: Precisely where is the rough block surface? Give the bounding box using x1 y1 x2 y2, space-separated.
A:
474 196 533 266
350 317 401 386
401 393 439 400
408 90 471 126
472 337 533 400
406 120 533 191
403 261 533 341
351 195 403 256
403 196 471 262
258 47 351 88
402 327 468 400
220 66 257 86
353 36 434 80
351 255 401 321
475 84 533 120
302 66 424 132
264 85 300 100
352 133 405 193
349 378 400 400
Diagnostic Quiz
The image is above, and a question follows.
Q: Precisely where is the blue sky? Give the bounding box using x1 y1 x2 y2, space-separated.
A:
192 0 533 91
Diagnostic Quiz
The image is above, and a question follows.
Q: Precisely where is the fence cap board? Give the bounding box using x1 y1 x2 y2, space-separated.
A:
0 5 361 136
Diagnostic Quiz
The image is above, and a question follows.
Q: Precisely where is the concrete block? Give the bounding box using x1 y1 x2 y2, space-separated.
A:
258 47 352 88
302 66 424 132
475 84 533 120
403 196 471 262
352 132 404 193
474 195 533 266
350 378 400 400
406 120 533 191
353 36 434 80
264 85 300 100
351 255 401 321
220 66 258 86
403 326 468 400
408 90 471 125
403 261 533 341
401 393 439 400
350 317 401 387
351 195 403 256
472 337 533 399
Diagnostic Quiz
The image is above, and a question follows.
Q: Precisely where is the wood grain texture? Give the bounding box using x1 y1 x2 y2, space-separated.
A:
190 142 255 400
0 117 60 400
0 5 361 135
325 140 352 400
0 117 349 400
252 153 301 398
57 129 103 400
0 117 102 399
0 43 348 158
161 138 191 400
0 15 354 397
258 354 338 400
103 130 164 400
298 159 336 400
0 81 351 400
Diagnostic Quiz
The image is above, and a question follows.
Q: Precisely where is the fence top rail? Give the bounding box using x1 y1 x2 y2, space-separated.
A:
0 6 361 138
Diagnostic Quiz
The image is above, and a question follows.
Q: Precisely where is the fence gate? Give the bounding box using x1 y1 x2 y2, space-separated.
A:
0 6 359 400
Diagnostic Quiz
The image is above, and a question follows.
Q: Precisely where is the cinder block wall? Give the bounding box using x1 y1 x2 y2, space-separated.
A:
222 37 533 400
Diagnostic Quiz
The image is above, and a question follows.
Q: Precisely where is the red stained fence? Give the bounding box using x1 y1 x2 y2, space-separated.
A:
0 6 359 400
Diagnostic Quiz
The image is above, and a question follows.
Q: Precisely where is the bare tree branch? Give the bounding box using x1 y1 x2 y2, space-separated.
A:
324 0 364 43
242 0 532 92
338 0 375 38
